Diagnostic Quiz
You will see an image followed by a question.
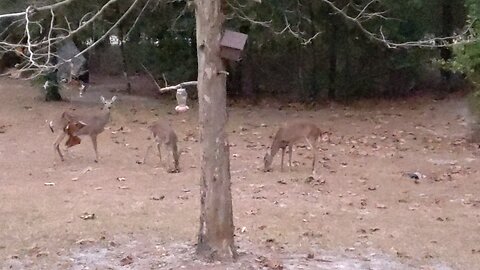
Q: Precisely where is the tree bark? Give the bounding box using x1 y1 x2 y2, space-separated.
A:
116 4 132 94
240 53 254 99
327 19 338 100
44 14 61 101
194 0 236 261
439 0 453 92
308 1 319 100
44 68 62 101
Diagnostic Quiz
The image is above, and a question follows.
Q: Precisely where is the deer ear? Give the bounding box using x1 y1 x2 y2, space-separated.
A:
100 96 106 103
111 96 117 102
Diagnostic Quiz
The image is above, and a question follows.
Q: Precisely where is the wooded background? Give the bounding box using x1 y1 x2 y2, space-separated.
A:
1 0 478 102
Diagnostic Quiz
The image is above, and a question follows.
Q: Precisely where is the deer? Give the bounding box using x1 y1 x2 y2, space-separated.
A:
142 120 180 173
49 96 117 162
263 119 326 174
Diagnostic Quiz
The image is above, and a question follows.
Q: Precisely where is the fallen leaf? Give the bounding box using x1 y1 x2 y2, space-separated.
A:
177 195 189 200
120 255 134 266
75 238 96 245
79 213 95 220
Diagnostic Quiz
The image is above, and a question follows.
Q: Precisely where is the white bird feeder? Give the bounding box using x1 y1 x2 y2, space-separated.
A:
175 87 189 112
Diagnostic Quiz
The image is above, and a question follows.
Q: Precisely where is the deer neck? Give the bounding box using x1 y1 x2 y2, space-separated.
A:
270 139 282 157
98 108 111 125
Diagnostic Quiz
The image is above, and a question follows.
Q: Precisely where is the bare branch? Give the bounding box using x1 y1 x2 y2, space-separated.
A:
141 63 163 92
0 0 141 75
0 0 75 19
74 0 141 58
125 0 153 40
226 0 271 27
159 81 198 92
142 63 197 93
319 0 478 48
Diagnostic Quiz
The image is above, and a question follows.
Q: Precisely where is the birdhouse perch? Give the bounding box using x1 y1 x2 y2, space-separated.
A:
220 30 248 61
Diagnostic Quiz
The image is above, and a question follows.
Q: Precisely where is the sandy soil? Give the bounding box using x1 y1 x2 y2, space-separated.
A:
0 77 479 269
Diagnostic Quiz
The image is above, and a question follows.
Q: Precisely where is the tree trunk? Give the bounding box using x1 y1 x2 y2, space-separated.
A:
116 4 132 94
308 1 319 100
44 69 62 101
117 29 132 94
194 0 236 261
44 15 61 101
240 53 254 99
327 14 338 100
439 0 453 92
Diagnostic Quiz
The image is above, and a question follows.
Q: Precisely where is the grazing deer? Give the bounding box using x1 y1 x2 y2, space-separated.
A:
143 120 180 173
264 119 325 174
50 96 117 162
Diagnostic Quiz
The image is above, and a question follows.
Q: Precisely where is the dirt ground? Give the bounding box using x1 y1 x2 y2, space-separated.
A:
0 77 479 270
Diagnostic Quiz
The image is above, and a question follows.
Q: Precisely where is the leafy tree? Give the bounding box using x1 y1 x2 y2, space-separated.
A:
449 0 480 136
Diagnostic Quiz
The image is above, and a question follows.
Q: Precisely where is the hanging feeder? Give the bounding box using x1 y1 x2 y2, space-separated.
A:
175 87 189 112
220 30 248 61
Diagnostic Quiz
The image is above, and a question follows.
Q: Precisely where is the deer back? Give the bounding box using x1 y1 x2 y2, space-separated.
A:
74 110 111 136
149 120 177 145
276 120 321 145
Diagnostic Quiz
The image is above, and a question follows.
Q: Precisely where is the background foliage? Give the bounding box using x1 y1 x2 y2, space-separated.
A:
0 0 477 102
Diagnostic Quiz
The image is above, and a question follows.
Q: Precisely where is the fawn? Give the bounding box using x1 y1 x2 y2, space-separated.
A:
143 120 180 173
264 119 324 174
64 120 87 148
50 96 117 162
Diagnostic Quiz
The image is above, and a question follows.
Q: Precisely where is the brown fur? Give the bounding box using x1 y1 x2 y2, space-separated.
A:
143 120 180 172
51 96 117 162
64 120 86 148
264 119 325 174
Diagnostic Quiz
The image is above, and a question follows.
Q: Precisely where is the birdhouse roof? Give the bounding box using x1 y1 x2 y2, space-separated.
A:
221 30 248 50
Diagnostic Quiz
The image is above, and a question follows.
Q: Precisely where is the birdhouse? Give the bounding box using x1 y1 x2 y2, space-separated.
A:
220 30 248 61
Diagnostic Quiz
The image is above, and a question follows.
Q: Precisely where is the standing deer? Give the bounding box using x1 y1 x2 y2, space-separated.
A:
142 120 180 173
50 96 117 162
264 119 324 174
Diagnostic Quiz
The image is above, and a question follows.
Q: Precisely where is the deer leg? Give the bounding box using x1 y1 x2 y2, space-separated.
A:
305 137 316 175
156 142 164 167
280 148 285 172
288 144 293 171
164 143 178 173
171 143 180 172
53 132 66 161
142 141 155 164
90 135 99 162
